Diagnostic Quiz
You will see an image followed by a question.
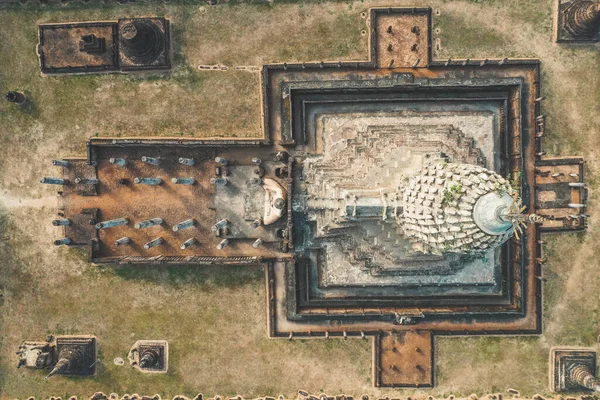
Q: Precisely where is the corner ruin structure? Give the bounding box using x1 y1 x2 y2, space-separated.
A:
40 8 589 388
556 0 600 42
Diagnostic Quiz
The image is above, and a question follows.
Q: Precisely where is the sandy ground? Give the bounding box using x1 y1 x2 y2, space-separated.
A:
0 0 598 399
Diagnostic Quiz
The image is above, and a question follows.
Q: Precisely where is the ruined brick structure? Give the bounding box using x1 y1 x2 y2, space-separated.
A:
37 17 171 74
555 0 600 42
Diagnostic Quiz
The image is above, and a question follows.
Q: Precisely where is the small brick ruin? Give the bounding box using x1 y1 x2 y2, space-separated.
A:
37 17 171 74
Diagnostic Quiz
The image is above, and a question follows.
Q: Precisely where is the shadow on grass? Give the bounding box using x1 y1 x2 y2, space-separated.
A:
109 263 265 289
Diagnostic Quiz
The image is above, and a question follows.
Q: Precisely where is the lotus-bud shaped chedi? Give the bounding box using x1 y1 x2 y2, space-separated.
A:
311 159 542 257
401 162 534 254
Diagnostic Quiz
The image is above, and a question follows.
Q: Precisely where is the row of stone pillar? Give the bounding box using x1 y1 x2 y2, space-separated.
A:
93 217 198 231
41 177 198 186
42 156 269 187
108 156 239 167
110 156 197 167
114 236 198 250
48 155 269 171
54 234 263 249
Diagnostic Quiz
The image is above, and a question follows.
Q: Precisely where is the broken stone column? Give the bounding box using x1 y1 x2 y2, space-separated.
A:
144 237 163 249
172 219 195 231
139 349 159 368
570 364 600 391
52 218 71 226
135 218 163 229
210 178 228 186
214 157 228 166
141 156 160 165
180 238 197 249
216 239 229 250
252 238 263 248
211 219 229 232
252 157 262 165
54 238 71 246
114 237 130 246
171 177 195 185
95 218 129 229
45 352 75 379
75 178 100 185
52 160 70 167
134 177 162 185
564 1 600 37
40 177 66 185
110 158 127 166
178 157 195 166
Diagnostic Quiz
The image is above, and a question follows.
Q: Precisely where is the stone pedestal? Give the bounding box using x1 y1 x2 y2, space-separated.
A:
128 340 168 373
556 0 600 42
550 347 598 392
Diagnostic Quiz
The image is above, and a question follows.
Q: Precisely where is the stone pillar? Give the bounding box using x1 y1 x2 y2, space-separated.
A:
52 160 70 167
252 218 262 229
119 20 165 64
171 177 195 185
180 237 197 249
114 237 130 246
210 178 228 186
45 354 73 379
252 157 262 165
141 156 160 166
95 218 129 229
6 91 26 105
134 177 162 185
172 219 195 231
216 239 229 250
135 218 163 229
52 219 71 226
178 157 195 166
211 219 229 232
110 158 127 166
144 237 163 249
40 177 65 185
565 1 600 37
54 238 71 246
570 364 600 391
139 349 159 368
252 238 263 248
75 178 100 185
214 157 228 166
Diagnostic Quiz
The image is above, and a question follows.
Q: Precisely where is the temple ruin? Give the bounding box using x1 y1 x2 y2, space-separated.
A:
37 17 171 74
555 0 600 42
128 340 169 374
17 335 97 379
38 8 589 388
551 347 600 392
